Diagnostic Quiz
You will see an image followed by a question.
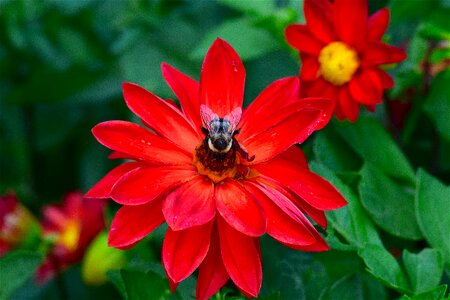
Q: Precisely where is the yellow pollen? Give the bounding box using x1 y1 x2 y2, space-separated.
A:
318 41 359 86
58 220 81 252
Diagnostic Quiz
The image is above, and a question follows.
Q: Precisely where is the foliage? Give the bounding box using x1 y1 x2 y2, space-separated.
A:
0 0 449 299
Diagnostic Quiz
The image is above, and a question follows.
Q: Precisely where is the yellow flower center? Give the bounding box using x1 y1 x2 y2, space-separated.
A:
318 41 359 86
59 220 81 252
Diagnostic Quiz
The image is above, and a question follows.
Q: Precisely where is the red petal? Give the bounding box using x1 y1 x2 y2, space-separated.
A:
111 166 197 205
92 121 192 165
368 8 390 40
239 76 300 139
161 63 202 133
285 24 324 56
282 229 330 252
163 222 212 282
276 145 309 169
200 38 245 117
215 179 266 237
362 41 407 67
300 55 320 81
108 151 131 160
122 82 201 153
254 159 347 210
373 67 394 89
349 69 383 105
196 225 229 300
243 182 316 246
85 162 142 198
217 216 262 297
240 98 334 164
303 0 336 43
337 85 360 122
108 199 164 249
333 0 368 49
163 176 215 231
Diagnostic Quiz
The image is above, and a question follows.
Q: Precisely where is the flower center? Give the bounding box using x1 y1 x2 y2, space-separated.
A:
58 220 80 252
318 41 359 86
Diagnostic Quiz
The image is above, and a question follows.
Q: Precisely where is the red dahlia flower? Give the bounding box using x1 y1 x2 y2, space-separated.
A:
86 38 346 299
0 193 37 256
37 192 106 283
285 0 407 121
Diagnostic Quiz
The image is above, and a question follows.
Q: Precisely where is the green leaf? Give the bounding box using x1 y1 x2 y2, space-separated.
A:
359 163 422 240
358 244 410 293
403 249 444 294
424 69 450 142
0 251 43 300
400 285 448 300
218 0 276 16
319 273 387 300
310 162 383 248
415 169 450 264
335 117 415 183
191 18 279 61
107 270 128 300
313 128 362 173
122 269 169 300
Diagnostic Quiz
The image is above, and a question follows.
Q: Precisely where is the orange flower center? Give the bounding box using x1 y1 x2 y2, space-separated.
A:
318 41 359 86
58 220 81 252
193 141 255 184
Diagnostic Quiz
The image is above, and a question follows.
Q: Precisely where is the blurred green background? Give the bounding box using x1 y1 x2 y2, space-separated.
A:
1 0 449 299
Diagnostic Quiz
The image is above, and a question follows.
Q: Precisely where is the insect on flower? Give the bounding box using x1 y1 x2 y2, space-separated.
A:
86 38 347 299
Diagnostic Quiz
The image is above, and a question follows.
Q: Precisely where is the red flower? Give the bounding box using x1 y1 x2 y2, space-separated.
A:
285 0 407 121
87 38 346 299
36 191 106 283
0 193 37 256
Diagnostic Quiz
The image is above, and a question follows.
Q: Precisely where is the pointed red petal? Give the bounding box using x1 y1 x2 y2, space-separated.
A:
161 63 202 133
200 38 245 117
254 158 347 210
368 8 390 40
108 200 164 249
92 121 192 165
285 24 324 55
362 41 407 67
163 222 212 282
275 146 308 169
333 0 368 49
163 176 215 231
196 225 229 300
349 69 383 105
239 76 300 139
111 166 197 205
282 229 330 252
240 98 334 164
373 67 394 89
243 181 316 246
288 192 327 229
300 55 320 81
85 162 142 198
217 216 262 297
215 179 266 237
337 85 360 122
303 0 336 43
122 82 201 153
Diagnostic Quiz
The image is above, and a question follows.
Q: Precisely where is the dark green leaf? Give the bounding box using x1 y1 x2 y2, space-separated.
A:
424 69 450 142
121 269 168 300
415 169 450 264
310 162 383 248
403 249 444 294
0 251 43 300
358 244 410 293
400 285 448 300
319 273 387 300
191 18 279 61
107 270 128 300
335 117 415 182
359 163 422 240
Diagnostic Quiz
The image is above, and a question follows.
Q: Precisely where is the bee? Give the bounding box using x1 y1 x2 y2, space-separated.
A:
200 105 254 162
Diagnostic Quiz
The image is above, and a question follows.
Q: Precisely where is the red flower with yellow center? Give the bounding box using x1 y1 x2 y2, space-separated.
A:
37 192 106 283
86 38 346 299
285 0 407 121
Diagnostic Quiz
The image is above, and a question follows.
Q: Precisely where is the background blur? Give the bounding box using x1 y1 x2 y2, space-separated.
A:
0 0 449 299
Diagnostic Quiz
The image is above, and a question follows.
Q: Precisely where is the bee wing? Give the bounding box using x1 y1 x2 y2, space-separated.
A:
224 106 242 133
200 104 219 131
